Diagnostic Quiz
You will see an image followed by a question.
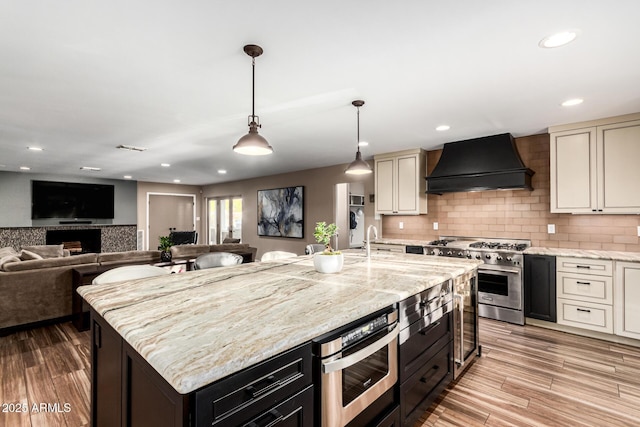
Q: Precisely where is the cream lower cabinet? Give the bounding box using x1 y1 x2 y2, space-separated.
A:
374 149 427 215
556 257 614 333
550 113 640 214
615 262 640 340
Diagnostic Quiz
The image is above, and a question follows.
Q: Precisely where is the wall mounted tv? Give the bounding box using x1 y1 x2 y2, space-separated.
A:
31 180 115 219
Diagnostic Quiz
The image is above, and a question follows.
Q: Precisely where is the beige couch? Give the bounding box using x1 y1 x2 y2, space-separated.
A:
0 243 256 334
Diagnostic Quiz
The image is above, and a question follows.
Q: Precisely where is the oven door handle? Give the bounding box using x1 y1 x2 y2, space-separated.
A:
478 266 521 275
322 323 399 374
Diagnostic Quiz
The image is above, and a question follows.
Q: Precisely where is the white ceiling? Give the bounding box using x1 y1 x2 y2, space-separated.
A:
1 1 639 185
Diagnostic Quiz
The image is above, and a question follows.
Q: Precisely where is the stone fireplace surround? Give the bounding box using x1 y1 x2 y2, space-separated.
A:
0 225 137 253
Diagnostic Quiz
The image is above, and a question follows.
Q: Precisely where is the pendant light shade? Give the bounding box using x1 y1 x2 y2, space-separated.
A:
233 44 273 156
345 100 372 175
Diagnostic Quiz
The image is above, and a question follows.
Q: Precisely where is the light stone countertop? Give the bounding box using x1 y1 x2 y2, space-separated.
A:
372 238 433 246
524 247 640 262
78 251 480 394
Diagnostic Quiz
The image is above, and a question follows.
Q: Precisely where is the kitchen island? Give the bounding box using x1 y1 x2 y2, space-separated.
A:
78 250 480 426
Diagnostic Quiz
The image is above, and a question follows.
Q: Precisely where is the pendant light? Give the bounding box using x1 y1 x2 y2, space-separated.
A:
345 100 372 175
233 44 273 156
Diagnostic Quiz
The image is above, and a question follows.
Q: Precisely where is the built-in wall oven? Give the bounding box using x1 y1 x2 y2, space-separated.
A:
313 308 399 427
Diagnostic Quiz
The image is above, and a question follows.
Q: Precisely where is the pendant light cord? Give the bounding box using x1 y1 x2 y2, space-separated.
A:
251 57 256 122
356 105 361 153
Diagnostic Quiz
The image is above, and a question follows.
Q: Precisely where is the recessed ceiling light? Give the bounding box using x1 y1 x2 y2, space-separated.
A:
116 144 147 152
539 30 579 48
173 179 181 183
561 98 584 107
19 166 31 171
28 146 44 151
161 163 171 167
218 169 227 174
80 166 102 171
358 141 369 147
436 125 450 131
124 175 133 179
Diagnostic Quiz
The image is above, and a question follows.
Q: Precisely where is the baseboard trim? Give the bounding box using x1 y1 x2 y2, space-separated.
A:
0 315 73 337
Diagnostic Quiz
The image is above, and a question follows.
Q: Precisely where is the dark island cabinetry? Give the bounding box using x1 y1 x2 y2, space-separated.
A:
91 310 313 427
524 254 557 322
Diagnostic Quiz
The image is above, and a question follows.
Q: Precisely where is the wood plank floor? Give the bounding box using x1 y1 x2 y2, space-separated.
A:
415 319 640 427
2 318 640 426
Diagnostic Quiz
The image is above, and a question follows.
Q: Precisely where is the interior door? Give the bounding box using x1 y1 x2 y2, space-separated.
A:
148 194 195 250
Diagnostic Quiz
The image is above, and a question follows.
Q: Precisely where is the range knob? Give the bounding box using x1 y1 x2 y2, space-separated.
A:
467 254 472 259
447 251 452 256
475 255 481 259
431 250 437 255
506 257 513 262
497 256 503 261
458 252 464 257
485 254 491 259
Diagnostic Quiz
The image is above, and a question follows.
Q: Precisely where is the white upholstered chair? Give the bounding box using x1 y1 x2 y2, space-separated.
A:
193 252 243 270
92 265 170 285
260 251 298 262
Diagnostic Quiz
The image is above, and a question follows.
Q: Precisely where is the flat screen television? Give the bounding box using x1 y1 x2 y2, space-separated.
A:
31 180 115 219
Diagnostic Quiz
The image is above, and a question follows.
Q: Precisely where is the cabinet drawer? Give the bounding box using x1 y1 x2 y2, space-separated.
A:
556 257 613 277
557 272 612 304
195 342 312 426
399 312 451 382
557 298 613 334
400 341 452 427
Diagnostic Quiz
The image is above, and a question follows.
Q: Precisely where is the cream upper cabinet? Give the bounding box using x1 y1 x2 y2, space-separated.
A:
550 113 640 214
615 262 640 340
374 149 427 215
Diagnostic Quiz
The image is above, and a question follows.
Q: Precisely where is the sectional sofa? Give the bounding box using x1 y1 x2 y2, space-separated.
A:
0 243 257 334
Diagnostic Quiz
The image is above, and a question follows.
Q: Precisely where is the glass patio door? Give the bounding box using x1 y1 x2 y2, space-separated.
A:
208 197 242 244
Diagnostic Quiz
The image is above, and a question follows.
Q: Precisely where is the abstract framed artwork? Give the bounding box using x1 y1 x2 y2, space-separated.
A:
257 186 304 238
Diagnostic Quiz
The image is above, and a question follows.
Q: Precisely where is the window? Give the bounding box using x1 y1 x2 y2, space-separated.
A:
207 197 242 244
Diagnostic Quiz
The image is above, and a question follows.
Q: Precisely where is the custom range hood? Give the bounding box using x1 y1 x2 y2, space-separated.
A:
426 133 534 194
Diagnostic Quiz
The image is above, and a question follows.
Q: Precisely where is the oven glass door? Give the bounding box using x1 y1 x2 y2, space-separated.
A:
341 328 389 406
478 266 521 310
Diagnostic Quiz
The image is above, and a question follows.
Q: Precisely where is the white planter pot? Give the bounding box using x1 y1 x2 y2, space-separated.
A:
313 252 344 274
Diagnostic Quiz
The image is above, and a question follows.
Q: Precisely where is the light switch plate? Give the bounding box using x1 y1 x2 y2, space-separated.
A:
637 225 640 237
547 224 556 234
433 222 439 230
399 222 404 229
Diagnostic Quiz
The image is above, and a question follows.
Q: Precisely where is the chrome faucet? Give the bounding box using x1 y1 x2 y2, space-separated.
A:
366 225 378 259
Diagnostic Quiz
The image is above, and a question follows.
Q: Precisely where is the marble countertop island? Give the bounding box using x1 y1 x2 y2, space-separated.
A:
524 247 640 262
78 251 480 394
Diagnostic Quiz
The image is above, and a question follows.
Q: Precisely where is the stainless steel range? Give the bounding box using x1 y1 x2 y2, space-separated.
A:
424 236 530 325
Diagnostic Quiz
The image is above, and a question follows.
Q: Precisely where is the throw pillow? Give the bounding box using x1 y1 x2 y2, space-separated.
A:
21 244 64 259
20 250 44 261
0 254 21 271
0 246 18 258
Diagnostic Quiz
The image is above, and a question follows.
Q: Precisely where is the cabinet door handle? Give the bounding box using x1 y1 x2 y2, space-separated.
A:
576 281 591 285
419 321 441 335
244 409 284 427
419 365 440 383
577 308 591 313
245 375 282 399
576 265 591 269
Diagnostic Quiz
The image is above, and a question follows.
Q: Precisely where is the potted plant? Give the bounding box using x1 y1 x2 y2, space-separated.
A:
312 221 344 273
159 235 173 262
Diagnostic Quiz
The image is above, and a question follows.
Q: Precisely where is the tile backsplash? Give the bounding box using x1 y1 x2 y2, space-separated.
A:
382 134 640 252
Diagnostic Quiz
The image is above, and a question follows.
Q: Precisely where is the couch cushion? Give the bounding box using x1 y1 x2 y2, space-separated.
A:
22 244 65 259
20 250 43 260
3 253 97 272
